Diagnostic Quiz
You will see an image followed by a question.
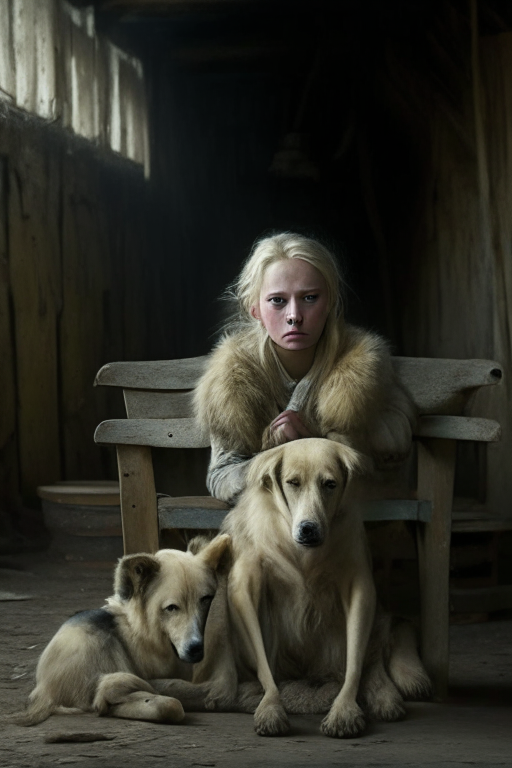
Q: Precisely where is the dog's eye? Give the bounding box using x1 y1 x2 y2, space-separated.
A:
200 595 214 604
286 479 300 487
165 604 179 612
323 480 337 489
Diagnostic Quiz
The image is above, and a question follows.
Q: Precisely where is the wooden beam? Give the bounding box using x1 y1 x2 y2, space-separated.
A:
416 437 456 702
416 415 501 442
8 137 62 503
95 417 210 448
117 444 159 554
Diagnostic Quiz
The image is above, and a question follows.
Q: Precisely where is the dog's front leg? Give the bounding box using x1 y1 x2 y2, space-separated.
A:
229 562 290 736
94 673 185 724
321 576 376 738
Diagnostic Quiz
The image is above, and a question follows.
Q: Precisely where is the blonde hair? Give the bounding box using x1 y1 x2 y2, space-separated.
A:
222 232 346 394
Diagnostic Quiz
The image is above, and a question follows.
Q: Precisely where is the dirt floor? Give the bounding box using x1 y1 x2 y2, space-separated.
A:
0 552 511 768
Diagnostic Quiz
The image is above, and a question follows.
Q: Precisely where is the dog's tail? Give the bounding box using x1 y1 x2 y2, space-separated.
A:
8 694 84 726
387 619 432 701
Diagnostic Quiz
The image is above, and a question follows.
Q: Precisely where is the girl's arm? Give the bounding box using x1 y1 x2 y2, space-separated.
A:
206 438 253 505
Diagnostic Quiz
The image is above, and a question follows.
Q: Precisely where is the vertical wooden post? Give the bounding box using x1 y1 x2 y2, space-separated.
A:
416 437 456 701
117 444 159 555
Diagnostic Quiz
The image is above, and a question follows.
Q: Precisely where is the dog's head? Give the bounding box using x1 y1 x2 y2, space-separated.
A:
247 438 362 548
113 533 230 664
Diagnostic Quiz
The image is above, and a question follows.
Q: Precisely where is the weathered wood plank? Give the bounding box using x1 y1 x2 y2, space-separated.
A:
392 358 502 415
60 150 107 481
159 507 229 531
0 154 20 522
450 584 512 614
158 497 433 531
95 418 209 449
158 495 230 511
117 444 159 554
0 0 15 103
95 356 209 390
451 514 512 533
416 415 501 442
37 482 120 506
11 0 58 119
8 136 62 502
416 437 456 702
96 356 502 417
124 389 194 419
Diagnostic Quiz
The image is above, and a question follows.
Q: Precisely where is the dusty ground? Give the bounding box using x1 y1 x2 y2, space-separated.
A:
0 552 510 768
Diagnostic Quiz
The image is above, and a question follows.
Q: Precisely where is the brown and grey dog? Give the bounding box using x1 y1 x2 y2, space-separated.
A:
14 535 230 726
156 438 430 738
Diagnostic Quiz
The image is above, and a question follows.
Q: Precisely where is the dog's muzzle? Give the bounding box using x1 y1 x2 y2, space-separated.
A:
295 520 323 547
182 640 204 664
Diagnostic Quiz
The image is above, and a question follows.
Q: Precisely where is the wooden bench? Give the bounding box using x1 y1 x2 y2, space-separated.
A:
94 355 503 700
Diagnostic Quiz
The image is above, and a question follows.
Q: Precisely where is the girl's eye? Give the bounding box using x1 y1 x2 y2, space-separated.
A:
304 294 318 302
268 297 285 306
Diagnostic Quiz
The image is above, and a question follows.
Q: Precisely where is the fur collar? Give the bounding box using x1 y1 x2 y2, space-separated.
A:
194 324 414 459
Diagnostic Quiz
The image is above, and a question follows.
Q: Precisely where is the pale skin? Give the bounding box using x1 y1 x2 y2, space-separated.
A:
250 258 330 443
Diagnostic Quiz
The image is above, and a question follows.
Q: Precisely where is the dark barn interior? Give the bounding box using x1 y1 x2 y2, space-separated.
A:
0 1 511 764
2 0 511 584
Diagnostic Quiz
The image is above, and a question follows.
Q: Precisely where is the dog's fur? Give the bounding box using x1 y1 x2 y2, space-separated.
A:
155 438 430 738
195 324 416 464
13 535 230 726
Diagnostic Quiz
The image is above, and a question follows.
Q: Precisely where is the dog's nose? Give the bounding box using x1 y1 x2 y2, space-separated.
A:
297 521 323 547
184 640 204 664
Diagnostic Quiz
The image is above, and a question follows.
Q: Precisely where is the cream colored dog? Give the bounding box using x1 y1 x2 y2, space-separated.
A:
156 438 430 738
14 535 230 726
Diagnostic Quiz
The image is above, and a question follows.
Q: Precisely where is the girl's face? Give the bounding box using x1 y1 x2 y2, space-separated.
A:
250 258 330 352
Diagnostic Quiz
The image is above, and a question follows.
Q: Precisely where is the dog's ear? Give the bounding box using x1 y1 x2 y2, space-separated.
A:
247 444 285 491
114 554 161 601
332 440 368 479
187 533 215 555
198 533 231 573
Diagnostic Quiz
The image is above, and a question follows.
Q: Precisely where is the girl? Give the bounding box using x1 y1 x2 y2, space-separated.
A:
194 232 415 504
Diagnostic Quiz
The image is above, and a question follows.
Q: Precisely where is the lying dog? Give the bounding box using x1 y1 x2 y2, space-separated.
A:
155 438 430 738
14 534 230 725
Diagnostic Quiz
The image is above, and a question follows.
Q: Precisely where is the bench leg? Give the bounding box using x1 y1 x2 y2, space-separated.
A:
416 437 456 701
117 445 159 555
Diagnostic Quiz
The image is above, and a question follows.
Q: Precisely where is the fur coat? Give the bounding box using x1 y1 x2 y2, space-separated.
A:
194 324 416 503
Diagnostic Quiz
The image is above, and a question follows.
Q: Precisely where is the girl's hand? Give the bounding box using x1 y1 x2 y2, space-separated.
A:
270 410 312 443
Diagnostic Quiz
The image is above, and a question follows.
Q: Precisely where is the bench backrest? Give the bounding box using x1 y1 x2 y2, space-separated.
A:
95 356 503 421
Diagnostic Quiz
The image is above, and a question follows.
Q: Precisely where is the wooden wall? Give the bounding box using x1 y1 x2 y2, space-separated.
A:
144 18 512 520
387 26 512 518
0 109 159 538
2 3 511 545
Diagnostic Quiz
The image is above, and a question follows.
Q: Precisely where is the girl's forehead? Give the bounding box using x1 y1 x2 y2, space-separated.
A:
261 258 326 292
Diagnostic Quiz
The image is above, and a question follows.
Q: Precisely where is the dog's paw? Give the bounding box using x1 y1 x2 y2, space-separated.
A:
149 695 186 724
361 678 406 722
320 703 366 739
204 684 237 712
254 699 290 737
364 695 406 722
235 681 264 714
108 692 185 724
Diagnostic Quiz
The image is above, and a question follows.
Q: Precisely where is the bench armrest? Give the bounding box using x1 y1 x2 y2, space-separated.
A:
415 415 501 442
94 418 209 449
95 414 501 451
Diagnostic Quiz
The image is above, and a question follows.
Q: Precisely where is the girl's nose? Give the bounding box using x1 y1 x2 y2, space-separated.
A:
286 299 303 325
